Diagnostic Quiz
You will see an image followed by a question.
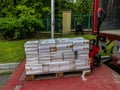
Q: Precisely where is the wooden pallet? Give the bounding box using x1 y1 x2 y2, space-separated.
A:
56 72 64 78
26 69 91 81
26 72 64 81
26 75 35 81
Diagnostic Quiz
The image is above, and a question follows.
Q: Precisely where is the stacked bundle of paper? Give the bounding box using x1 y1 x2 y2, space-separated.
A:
24 41 39 65
38 39 56 64
73 39 89 53
38 53 51 64
25 37 90 75
72 38 90 70
63 52 75 61
55 38 73 53
51 52 63 62
48 62 60 72
76 51 90 69
25 64 43 75
38 39 56 54
75 60 90 70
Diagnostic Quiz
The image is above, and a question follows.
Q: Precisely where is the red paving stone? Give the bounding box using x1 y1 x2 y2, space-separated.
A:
1 60 120 90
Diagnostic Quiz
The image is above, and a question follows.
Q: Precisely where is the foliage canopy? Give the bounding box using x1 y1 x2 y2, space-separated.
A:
0 0 92 40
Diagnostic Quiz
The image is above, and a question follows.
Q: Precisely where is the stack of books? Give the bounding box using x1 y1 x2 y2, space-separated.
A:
24 37 90 75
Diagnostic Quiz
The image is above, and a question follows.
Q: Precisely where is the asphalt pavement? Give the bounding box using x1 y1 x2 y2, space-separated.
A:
0 74 11 89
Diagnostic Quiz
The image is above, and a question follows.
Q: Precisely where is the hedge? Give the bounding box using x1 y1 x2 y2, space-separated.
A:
0 15 44 40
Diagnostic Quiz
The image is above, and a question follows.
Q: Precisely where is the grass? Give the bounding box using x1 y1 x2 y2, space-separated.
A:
63 34 96 39
0 34 112 64
0 40 27 63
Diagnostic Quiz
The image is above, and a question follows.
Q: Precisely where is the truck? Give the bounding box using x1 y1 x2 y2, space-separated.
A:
92 0 120 69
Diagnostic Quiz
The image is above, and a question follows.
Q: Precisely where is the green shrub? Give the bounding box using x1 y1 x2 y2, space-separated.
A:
17 15 44 39
0 16 44 40
0 18 16 40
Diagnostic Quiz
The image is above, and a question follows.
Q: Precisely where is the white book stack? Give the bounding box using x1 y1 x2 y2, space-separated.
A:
25 37 90 75
73 39 90 70
48 62 60 72
55 38 73 53
38 39 56 64
25 64 43 75
51 52 63 62
24 41 39 65
38 39 56 54
73 39 89 52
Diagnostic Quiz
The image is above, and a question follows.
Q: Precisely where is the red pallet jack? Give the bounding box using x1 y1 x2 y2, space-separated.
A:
89 7 105 69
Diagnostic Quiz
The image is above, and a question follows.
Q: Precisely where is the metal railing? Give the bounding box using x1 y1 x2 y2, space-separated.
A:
41 19 62 32
41 14 92 32
71 14 92 30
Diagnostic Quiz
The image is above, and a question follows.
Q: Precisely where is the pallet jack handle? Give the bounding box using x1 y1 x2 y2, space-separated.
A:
96 8 105 47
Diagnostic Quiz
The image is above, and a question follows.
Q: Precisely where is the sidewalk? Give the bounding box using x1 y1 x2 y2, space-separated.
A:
0 63 19 89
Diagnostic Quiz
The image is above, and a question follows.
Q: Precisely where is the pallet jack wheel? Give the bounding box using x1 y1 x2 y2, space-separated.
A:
94 54 101 67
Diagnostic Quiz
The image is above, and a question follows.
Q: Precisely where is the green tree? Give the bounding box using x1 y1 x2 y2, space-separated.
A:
0 18 17 40
0 0 92 40
74 0 92 14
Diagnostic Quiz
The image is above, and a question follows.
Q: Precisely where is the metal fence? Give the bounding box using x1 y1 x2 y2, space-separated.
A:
41 19 62 32
41 14 92 32
71 14 92 30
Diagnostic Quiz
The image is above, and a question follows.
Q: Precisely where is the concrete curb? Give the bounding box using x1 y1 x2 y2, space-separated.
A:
0 63 19 70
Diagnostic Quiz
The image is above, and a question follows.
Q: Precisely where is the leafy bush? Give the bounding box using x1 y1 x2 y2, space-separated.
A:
0 18 16 40
17 15 44 39
0 16 44 40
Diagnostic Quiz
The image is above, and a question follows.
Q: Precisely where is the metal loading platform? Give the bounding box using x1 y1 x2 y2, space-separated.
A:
1 60 120 90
